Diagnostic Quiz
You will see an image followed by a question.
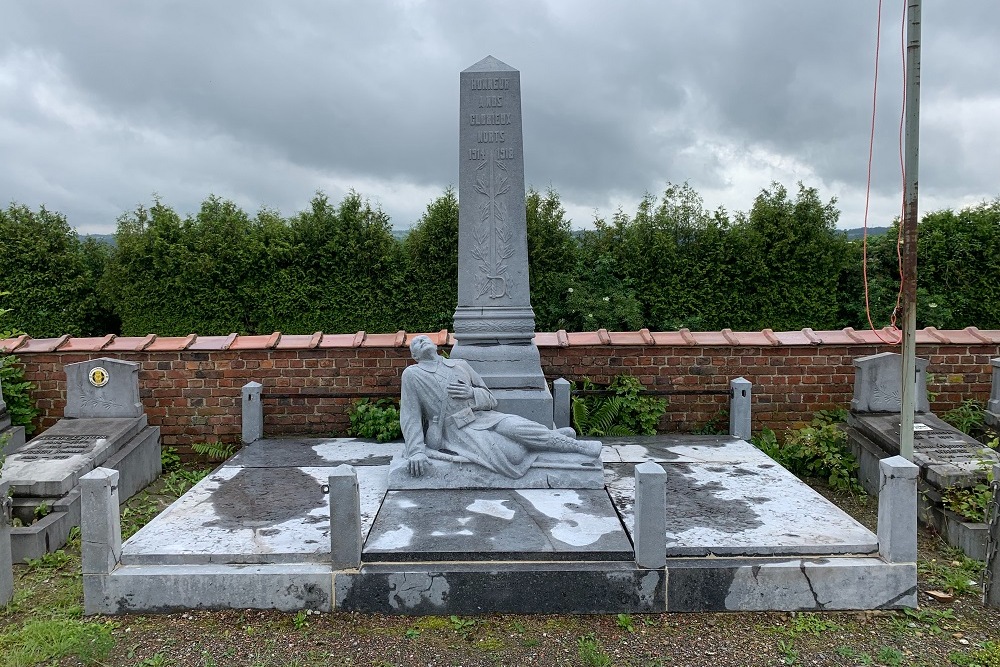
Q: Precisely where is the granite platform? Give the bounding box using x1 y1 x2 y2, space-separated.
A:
85 436 917 615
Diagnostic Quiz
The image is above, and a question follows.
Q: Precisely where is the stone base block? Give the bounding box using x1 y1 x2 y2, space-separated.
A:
665 557 916 612
335 562 664 614
11 490 81 563
386 454 604 489
85 563 333 615
87 555 917 615
986 409 1000 430
919 504 987 561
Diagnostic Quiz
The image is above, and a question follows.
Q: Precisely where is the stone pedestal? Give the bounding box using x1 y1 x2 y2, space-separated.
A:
452 56 552 426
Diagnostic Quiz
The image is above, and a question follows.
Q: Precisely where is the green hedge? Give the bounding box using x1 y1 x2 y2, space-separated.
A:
2 187 999 338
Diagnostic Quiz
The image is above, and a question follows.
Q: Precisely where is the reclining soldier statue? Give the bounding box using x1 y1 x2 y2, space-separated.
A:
397 335 603 483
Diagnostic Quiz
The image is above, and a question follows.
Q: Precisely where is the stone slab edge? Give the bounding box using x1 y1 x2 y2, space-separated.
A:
85 564 334 615
88 555 914 614
386 455 604 490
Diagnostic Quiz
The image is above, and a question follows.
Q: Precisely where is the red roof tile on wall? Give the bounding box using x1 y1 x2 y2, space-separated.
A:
0 335 29 352
16 335 69 353
145 335 196 352
188 334 238 351
103 335 156 352
274 334 320 350
6 328 1000 353
56 334 116 352
318 333 362 348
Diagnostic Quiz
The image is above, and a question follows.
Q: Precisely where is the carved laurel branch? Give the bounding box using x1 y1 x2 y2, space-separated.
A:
80 395 124 411
472 157 514 299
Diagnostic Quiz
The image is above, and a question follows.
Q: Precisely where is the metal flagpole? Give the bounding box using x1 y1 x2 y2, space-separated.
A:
899 0 921 461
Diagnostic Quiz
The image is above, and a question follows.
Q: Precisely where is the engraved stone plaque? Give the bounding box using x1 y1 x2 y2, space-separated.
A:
15 434 107 461
65 357 143 419
851 352 930 413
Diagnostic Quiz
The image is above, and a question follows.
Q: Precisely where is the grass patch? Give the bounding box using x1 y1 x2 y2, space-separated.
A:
0 618 115 666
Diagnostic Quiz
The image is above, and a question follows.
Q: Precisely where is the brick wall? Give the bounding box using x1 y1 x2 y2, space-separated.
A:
3 327 998 456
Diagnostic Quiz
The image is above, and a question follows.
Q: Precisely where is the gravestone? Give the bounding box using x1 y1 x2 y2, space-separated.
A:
851 352 930 413
0 358 160 561
0 375 26 455
987 358 1000 429
847 352 998 559
65 358 143 419
450 56 553 427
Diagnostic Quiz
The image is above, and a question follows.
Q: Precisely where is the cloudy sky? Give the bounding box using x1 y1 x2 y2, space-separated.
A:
2 1 998 234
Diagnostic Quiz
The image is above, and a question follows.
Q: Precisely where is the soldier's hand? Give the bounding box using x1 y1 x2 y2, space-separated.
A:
407 453 430 477
447 380 474 400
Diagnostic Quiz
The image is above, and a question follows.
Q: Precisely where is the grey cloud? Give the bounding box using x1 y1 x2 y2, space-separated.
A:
1 0 997 233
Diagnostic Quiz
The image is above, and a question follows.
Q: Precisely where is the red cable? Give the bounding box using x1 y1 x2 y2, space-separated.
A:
862 0 902 345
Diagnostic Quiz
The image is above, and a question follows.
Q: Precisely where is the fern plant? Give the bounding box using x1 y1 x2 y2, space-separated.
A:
571 375 666 437
191 441 237 462
572 395 634 437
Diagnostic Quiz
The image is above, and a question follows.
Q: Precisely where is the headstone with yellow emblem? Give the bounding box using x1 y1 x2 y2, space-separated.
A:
0 357 159 561
65 358 144 419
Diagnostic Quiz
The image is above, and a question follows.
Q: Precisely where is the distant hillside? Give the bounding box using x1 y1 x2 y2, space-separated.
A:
79 233 116 246
843 226 890 240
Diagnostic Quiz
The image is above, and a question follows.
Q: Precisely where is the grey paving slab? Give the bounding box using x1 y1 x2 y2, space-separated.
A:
121 464 388 564
606 459 877 557
363 488 633 561
1 416 146 496
227 438 401 469
599 435 749 464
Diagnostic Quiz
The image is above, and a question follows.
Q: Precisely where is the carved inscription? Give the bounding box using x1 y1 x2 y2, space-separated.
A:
914 432 985 463
467 73 518 299
16 434 107 461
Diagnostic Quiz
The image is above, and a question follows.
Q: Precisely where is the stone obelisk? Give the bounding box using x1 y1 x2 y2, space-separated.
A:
451 56 553 426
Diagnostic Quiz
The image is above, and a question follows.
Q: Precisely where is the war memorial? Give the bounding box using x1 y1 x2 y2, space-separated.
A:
8 56 982 614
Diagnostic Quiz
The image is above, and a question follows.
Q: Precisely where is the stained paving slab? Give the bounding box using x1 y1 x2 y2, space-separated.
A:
121 436 877 565
364 488 633 561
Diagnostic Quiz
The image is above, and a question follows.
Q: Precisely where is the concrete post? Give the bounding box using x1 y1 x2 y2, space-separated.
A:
552 378 571 430
328 466 361 570
633 460 667 569
0 480 13 605
0 374 6 413
985 464 1000 609
242 381 263 444
729 377 752 440
80 468 122 576
986 358 1000 429
876 456 919 563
